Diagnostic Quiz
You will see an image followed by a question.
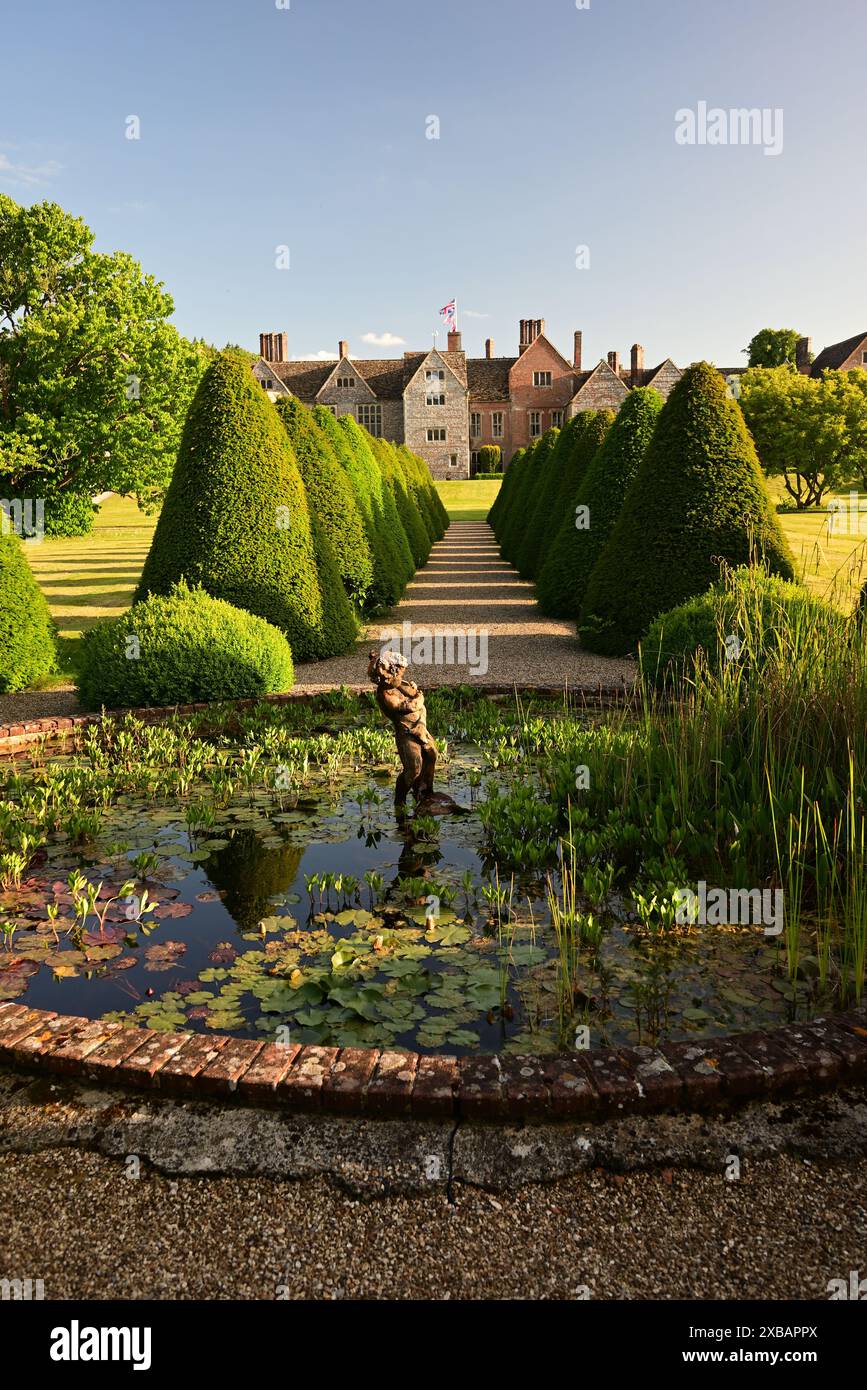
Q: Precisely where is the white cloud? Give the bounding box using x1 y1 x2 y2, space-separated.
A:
463 310 490 319
0 150 61 187
291 350 338 361
361 331 406 347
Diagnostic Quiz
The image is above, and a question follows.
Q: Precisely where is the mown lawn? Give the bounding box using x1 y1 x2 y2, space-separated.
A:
435 478 501 521
22 480 867 682
25 495 157 683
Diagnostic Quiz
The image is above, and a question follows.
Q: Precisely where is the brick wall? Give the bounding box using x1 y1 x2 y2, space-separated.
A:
507 337 576 452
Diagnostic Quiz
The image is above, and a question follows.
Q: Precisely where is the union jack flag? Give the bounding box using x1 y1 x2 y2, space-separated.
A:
439 299 457 333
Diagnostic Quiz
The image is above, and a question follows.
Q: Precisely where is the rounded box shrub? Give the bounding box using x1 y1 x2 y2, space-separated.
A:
0 531 56 692
77 582 294 709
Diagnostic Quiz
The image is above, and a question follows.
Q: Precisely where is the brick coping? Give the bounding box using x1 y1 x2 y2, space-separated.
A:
0 683 633 753
1 1000 865 1122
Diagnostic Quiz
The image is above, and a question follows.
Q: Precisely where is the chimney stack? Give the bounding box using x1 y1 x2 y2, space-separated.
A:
796 336 813 374
631 343 645 386
339 340 349 361
447 330 462 352
486 338 495 359
519 318 544 353
260 332 288 363
573 331 583 371
608 350 621 376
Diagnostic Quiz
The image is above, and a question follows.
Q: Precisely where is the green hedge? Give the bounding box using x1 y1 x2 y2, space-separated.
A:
535 411 615 615
77 582 294 709
478 445 502 473
501 431 560 563
515 419 580 579
488 448 525 534
136 353 353 664
640 568 841 686
536 391 662 618
370 436 431 567
338 416 415 592
277 399 373 607
0 531 56 692
579 363 796 656
313 407 407 610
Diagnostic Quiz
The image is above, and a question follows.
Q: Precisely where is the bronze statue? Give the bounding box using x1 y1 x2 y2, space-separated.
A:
368 649 438 808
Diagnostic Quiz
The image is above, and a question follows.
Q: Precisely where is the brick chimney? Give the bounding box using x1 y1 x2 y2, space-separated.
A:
259 332 288 363
608 350 621 376
519 319 544 353
796 336 813 374
447 330 462 352
486 338 495 359
338 340 349 360
573 331 583 371
631 343 645 386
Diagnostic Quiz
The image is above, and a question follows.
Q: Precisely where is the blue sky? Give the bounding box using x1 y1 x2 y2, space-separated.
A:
2 0 864 368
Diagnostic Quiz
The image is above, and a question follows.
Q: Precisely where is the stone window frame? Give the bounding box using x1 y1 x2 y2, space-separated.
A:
551 409 564 429
470 412 482 437
357 403 383 436
427 391 447 406
533 371 553 388
529 411 542 438
337 375 356 388
427 427 448 443
492 412 504 439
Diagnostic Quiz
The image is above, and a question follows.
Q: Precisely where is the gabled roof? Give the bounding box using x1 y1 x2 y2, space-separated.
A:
402 348 468 392
570 358 630 404
513 332 574 374
253 358 292 395
810 333 867 376
266 357 405 401
467 357 516 402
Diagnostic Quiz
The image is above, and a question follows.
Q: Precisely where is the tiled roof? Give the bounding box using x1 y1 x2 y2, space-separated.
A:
467 357 516 402
811 333 867 376
268 360 334 400
268 357 406 401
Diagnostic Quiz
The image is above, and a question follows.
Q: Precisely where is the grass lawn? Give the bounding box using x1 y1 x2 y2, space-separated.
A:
435 478 501 521
21 479 867 684
25 494 157 683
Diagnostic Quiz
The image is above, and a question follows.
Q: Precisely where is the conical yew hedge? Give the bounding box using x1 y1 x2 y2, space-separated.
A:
136 353 354 663
537 393 660 618
578 362 796 655
535 410 615 615
276 398 373 608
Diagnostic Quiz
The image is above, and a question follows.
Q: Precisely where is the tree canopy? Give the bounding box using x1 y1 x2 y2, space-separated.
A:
744 328 806 369
0 195 204 508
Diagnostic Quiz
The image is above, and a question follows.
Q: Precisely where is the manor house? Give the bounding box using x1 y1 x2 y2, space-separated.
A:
253 319 692 480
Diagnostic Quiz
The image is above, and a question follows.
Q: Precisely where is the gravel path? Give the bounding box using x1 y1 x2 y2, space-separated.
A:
292 520 636 691
0 1149 863 1300
0 522 633 726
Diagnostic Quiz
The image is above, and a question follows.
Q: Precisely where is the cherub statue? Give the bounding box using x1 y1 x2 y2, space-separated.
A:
367 649 437 808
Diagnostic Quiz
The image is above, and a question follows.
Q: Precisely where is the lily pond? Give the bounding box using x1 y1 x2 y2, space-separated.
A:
0 690 849 1056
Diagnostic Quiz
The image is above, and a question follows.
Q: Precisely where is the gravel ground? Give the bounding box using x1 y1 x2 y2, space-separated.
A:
291 521 637 691
1 522 633 726
1 1149 863 1300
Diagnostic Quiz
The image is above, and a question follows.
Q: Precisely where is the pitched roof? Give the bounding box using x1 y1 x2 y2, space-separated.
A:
810 333 867 376
402 349 468 391
267 357 405 400
467 357 516 401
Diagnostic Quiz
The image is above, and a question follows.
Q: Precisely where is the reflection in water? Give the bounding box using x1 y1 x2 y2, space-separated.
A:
204 830 304 933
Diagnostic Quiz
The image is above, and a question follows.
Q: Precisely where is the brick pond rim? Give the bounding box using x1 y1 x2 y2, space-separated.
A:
1 686 866 1124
